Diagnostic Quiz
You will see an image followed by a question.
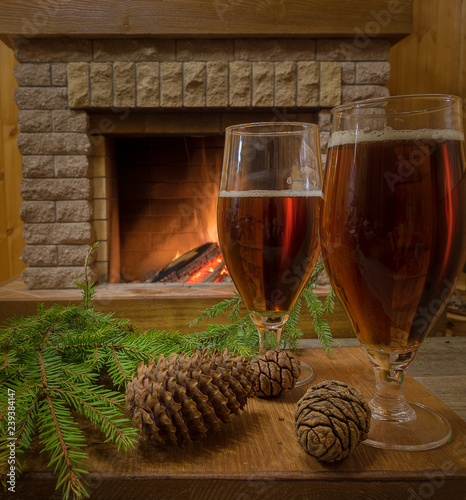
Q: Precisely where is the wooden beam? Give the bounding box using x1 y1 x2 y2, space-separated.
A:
0 41 24 282
0 0 413 41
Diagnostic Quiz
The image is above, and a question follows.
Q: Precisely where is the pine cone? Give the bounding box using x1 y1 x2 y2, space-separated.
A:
295 380 371 462
250 349 301 397
125 348 255 445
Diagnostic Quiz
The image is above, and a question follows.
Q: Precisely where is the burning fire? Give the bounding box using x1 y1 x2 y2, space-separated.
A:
185 255 229 284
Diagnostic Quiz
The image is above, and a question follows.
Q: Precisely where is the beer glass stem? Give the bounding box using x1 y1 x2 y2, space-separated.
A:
256 325 283 353
250 313 288 352
252 314 314 387
370 365 414 422
362 344 451 450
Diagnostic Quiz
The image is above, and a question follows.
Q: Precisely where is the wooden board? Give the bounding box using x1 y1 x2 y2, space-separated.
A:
0 294 356 339
17 347 466 499
0 0 413 40
0 41 24 282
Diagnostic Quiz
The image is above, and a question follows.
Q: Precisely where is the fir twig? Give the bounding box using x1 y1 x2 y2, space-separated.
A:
188 293 243 327
301 265 335 355
74 242 99 310
0 245 138 499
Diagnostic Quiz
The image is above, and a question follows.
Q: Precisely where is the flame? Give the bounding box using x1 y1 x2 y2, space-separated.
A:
214 266 229 283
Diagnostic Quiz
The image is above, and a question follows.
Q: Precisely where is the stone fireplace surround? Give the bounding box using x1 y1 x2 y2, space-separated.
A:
13 37 391 289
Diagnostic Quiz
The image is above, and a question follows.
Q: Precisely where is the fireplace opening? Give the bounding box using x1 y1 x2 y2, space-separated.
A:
107 135 229 284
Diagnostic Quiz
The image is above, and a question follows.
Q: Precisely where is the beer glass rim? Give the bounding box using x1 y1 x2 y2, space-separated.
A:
331 94 463 117
224 121 319 135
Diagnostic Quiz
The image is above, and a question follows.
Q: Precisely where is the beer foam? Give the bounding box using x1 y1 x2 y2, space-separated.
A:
219 189 322 198
329 128 464 147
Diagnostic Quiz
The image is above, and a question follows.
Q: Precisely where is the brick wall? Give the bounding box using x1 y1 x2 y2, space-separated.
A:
13 37 391 288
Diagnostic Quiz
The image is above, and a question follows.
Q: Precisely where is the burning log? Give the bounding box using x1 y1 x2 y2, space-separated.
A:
149 242 227 283
201 259 227 283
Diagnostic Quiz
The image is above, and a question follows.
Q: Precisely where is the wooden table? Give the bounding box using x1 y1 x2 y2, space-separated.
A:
18 347 466 499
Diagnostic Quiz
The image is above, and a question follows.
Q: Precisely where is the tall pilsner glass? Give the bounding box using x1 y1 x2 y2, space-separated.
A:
217 123 322 372
320 95 466 450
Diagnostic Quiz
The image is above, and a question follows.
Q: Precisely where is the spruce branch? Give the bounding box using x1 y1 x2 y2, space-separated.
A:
74 242 99 310
324 286 336 315
301 282 334 355
188 293 243 327
38 395 89 499
54 383 135 452
0 245 140 500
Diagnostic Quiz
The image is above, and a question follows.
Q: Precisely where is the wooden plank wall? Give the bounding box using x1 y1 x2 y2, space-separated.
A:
0 40 24 282
388 0 466 108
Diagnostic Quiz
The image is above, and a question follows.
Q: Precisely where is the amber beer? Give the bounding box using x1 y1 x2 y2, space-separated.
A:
218 190 321 316
321 129 466 350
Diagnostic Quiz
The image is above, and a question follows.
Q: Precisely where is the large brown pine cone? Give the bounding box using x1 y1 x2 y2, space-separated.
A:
295 380 371 462
125 348 255 445
250 349 301 397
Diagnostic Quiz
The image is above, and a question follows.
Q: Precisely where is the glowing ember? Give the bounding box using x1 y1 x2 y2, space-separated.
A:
213 266 229 283
185 256 228 284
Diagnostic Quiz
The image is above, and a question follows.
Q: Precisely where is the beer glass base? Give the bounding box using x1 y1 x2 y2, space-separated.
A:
295 360 313 387
363 403 452 451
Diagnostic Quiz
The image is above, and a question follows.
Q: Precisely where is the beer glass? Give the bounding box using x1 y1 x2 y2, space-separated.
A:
320 95 466 450
217 122 322 382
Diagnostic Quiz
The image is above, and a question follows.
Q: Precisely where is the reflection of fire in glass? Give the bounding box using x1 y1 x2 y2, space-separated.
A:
109 135 228 284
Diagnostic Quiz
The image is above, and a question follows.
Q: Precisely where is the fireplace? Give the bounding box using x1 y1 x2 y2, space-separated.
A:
1 1 412 289
97 108 325 287
109 134 224 284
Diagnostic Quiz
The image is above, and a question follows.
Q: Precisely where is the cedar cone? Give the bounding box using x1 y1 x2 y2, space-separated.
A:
250 349 301 397
125 348 255 445
295 380 371 462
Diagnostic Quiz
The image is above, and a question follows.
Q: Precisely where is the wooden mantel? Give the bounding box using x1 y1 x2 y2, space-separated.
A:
0 0 412 44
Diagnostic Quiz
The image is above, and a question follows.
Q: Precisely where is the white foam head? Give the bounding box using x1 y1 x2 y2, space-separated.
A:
219 189 322 198
329 128 464 147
